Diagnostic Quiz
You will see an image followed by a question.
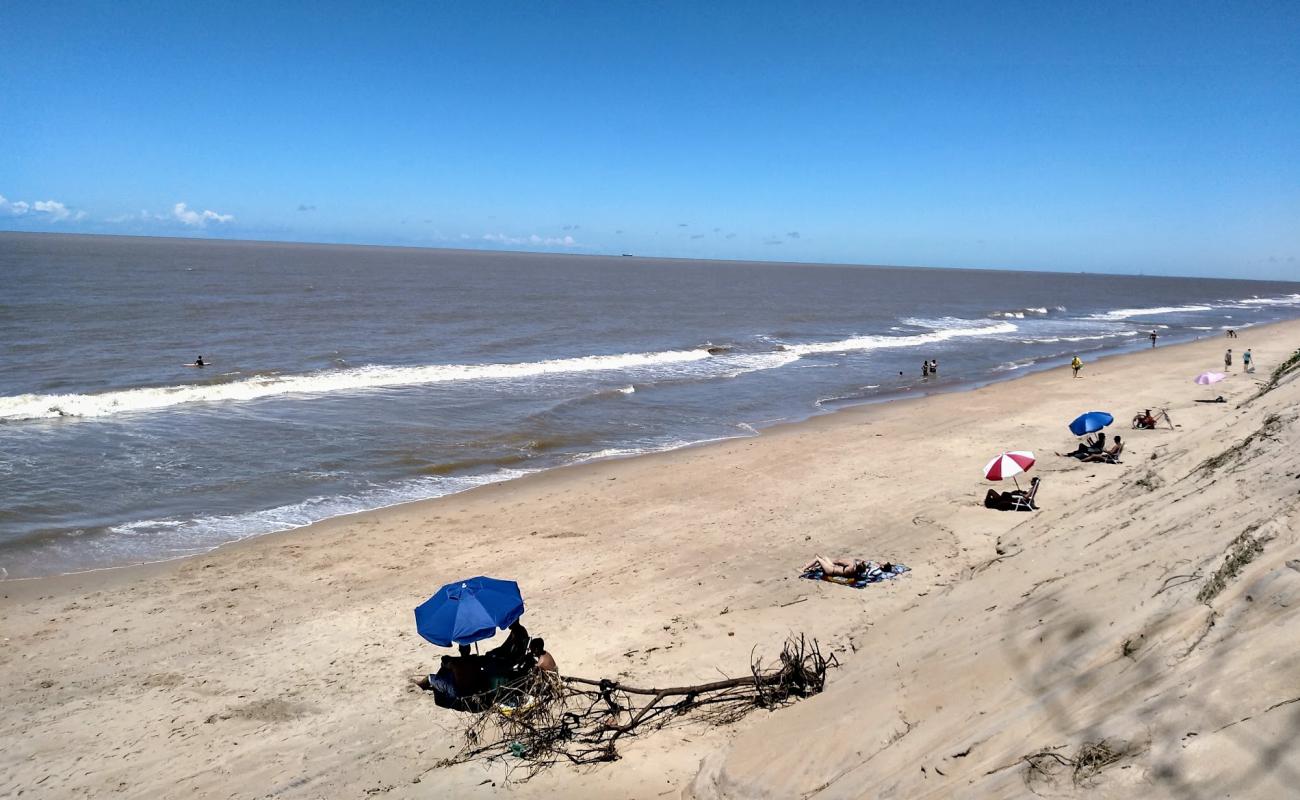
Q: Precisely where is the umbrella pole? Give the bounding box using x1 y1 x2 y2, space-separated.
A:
1013 477 1022 492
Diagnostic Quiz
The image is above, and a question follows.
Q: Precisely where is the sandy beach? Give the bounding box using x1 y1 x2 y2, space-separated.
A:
3 322 1298 799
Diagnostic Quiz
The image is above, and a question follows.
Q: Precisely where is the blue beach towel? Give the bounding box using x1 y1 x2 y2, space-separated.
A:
800 562 910 589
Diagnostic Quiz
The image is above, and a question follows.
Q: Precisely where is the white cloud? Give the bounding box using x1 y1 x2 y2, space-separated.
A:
32 200 75 221
482 232 577 247
172 202 234 227
1 193 84 221
0 195 30 215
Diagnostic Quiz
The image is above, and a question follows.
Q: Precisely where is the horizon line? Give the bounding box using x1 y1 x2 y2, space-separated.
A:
1 228 1294 286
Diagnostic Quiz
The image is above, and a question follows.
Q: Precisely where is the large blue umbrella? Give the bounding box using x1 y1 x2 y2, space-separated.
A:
414 576 525 647
1069 411 1114 436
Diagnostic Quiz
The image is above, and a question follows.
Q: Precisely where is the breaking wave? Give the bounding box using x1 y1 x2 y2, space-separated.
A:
1 321 1018 422
785 319 1017 357
989 306 1053 319
0 348 714 421
1087 305 1214 321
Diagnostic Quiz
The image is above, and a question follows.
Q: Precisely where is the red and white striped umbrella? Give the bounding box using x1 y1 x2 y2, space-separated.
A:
983 451 1035 481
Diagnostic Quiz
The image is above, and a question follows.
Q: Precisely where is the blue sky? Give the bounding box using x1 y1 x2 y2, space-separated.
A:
2 1 1297 279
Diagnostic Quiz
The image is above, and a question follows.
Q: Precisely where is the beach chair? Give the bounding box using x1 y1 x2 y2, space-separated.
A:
1095 443 1124 464
1009 479 1040 511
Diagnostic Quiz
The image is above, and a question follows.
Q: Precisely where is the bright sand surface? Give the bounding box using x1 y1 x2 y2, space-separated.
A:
3 321 1298 799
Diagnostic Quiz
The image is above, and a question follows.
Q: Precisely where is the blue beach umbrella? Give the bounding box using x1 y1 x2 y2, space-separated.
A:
414 576 525 647
1068 411 1114 437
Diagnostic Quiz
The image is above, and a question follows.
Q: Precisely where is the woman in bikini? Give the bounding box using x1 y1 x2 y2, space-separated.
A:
802 556 869 579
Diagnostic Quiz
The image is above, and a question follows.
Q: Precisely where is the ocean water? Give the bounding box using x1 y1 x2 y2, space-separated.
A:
3 232 1298 578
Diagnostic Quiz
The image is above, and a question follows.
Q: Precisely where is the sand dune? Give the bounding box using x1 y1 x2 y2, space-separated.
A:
2 322 1297 799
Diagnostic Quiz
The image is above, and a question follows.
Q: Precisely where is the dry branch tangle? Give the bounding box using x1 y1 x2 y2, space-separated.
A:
437 635 836 781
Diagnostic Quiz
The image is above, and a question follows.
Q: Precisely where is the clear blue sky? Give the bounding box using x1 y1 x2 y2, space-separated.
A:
2 1 1297 278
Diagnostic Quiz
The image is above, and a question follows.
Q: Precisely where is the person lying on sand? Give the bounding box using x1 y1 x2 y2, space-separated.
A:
1081 436 1124 463
802 556 869 579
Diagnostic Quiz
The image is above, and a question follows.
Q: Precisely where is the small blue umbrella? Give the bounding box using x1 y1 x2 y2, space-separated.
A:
414 576 525 647
1069 411 1114 437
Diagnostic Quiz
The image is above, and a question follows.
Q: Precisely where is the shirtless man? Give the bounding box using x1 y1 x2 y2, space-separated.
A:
802 555 869 579
529 638 557 673
1082 436 1124 463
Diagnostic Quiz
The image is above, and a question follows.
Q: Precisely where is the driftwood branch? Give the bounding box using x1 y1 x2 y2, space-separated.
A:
434 634 836 782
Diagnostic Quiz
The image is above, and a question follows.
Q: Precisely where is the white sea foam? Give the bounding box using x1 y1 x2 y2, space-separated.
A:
2 320 1023 422
568 437 725 465
994 359 1036 372
1233 293 1300 306
1087 305 1214 321
787 319 1017 356
101 468 536 560
617 385 636 394
989 306 1050 319
0 348 713 421
1021 329 1140 344
1088 294 1300 322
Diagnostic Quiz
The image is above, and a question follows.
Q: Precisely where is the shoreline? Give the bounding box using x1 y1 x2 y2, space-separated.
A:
2 318 1279 591
3 318 1296 799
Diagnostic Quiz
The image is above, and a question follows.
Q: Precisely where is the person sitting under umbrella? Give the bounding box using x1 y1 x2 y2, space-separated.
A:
1061 431 1105 459
483 620 535 687
984 476 1041 510
414 644 488 704
530 638 557 673
486 620 530 667
1081 436 1124 463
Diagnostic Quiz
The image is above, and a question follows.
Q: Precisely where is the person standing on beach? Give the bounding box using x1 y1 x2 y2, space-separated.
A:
1149 330 1158 348
1225 349 1233 370
1243 349 1253 372
1070 355 1083 378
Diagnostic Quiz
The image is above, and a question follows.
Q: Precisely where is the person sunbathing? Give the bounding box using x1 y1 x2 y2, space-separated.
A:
1081 436 1124 463
802 555 869 579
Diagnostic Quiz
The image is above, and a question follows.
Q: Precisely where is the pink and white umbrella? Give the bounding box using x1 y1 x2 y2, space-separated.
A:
984 451 1035 482
1194 371 1225 385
